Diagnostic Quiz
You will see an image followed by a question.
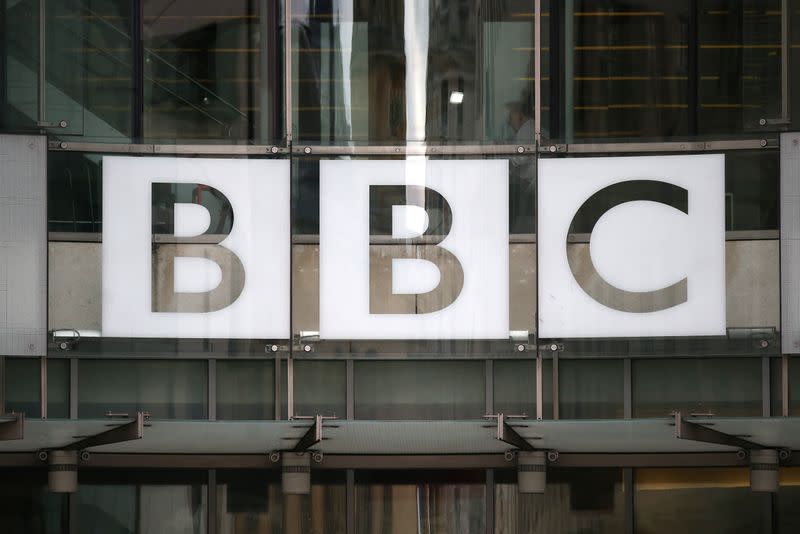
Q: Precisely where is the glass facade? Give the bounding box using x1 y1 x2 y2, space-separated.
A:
1 0 800 532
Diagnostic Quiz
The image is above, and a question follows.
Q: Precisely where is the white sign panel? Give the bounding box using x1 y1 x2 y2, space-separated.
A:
320 159 509 340
538 154 726 338
102 156 290 339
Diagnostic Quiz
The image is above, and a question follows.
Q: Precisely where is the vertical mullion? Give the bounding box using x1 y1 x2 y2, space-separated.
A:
131 0 144 142
552 354 559 420
0 356 5 414
0 0 7 126
624 468 634 534
535 353 543 420
284 0 292 144
783 355 790 417
287 356 294 419
275 352 282 419
534 0 542 144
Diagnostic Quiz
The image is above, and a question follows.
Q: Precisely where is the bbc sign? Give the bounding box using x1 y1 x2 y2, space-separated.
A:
102 154 725 340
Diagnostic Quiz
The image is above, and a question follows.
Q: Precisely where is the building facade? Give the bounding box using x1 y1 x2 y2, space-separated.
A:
1 0 800 532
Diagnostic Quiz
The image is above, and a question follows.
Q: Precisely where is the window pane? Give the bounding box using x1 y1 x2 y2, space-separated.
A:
559 359 624 419
4 357 39 417
292 1 537 144
792 357 800 416
47 358 70 418
216 360 274 420
78 360 207 419
494 360 535 416
779 468 800 534
354 361 484 419
0 471 67 534
633 358 762 418
355 470 485 534
495 468 624 534
143 0 282 143
216 471 346 534
77 471 207 534
294 360 347 418
635 468 768 534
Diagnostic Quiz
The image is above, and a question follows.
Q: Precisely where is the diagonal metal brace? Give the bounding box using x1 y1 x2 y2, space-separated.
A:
293 414 324 452
492 413 536 451
674 412 765 450
0 413 24 441
63 412 144 451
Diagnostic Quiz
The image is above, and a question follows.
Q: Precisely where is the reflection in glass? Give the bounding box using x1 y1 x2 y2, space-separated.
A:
293 1 537 144
779 468 800 534
495 468 624 534
494 360 535 416
217 360 274 420
216 471 346 534
0 472 67 534
47 358 71 418
354 360 484 419
559 359 624 419
633 358 762 418
4 357 40 417
635 468 767 534
355 471 485 534
293 360 347 418
78 472 206 534
78 359 207 419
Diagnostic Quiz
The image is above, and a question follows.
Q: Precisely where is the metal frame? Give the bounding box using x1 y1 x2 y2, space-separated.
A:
59 411 144 451
674 411 768 450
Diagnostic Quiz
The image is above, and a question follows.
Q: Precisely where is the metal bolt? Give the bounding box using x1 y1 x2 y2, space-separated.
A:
550 343 558 352
549 145 557 153
59 120 68 128
303 146 312 154
516 146 524 154
59 142 67 149
760 139 768 147
270 146 279 154
759 118 767 126
303 344 312 352
760 340 769 349
271 344 279 352
517 344 525 352
59 342 68 350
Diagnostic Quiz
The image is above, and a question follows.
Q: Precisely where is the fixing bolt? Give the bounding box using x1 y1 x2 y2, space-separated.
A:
303 146 312 154
59 142 67 149
516 146 525 154
303 344 312 352
759 118 767 126
517 344 525 352
549 145 557 153
760 340 769 349
760 139 767 147
270 146 279 154
271 344 279 352
59 120 68 128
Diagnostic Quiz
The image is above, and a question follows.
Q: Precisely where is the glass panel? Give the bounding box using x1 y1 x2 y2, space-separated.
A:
354 360 484 420
792 357 800 416
634 468 768 534
78 360 207 419
216 360 274 420
494 360 535 416
216 471 346 534
143 0 282 143
770 357 782 416
555 0 784 142
292 154 535 357
0 471 67 534
559 359 624 419
47 358 70 418
495 468 625 534
294 360 347 418
779 468 800 534
77 471 207 534
355 470 485 534
292 0 538 144
4 357 40 417
632 358 762 418
1 0 40 131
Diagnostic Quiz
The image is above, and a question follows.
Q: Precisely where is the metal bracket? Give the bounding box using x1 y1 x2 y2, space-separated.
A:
484 413 536 452
36 120 69 129
0 413 24 441
291 414 338 452
61 412 145 451
673 412 766 450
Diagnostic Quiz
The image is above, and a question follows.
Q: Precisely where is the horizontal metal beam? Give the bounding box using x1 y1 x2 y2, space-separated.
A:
48 141 289 155
541 138 776 154
62 412 144 451
0 413 24 441
291 144 537 156
674 412 765 450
